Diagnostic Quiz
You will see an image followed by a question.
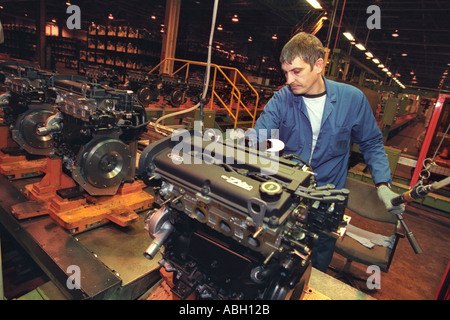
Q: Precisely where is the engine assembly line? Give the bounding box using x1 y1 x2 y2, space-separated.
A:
0 0 449 305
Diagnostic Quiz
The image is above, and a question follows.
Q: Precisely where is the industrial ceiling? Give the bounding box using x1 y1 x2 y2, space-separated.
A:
0 0 449 92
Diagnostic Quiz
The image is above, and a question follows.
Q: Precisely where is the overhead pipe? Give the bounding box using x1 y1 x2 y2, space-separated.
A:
333 0 347 50
325 0 339 49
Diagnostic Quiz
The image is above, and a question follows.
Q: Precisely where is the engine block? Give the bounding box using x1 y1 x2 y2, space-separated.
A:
138 131 349 300
0 62 59 155
36 76 149 195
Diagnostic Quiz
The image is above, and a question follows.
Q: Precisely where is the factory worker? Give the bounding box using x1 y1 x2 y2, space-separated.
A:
250 32 404 272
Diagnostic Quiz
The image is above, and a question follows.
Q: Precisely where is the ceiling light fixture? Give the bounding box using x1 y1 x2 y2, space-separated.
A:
108 13 114 20
232 14 239 22
306 0 323 9
339 29 405 87
217 25 223 31
272 34 278 40
355 43 366 51
343 32 355 41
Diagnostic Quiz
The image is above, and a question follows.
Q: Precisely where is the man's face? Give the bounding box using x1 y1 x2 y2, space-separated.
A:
281 56 323 95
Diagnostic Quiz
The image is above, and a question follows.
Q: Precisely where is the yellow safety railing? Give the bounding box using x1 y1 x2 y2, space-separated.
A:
148 58 260 128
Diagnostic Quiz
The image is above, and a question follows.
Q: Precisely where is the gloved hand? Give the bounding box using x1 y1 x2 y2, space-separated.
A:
377 185 405 215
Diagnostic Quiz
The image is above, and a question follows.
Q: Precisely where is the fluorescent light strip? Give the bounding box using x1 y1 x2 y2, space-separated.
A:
343 32 355 41
340 32 404 88
355 43 366 51
306 0 323 9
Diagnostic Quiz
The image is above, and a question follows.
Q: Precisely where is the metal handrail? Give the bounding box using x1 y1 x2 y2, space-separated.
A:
148 58 260 128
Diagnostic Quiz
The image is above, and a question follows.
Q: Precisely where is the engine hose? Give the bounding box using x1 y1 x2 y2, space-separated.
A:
154 0 219 133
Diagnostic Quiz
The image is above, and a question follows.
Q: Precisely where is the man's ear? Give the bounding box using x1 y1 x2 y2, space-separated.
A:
314 58 324 74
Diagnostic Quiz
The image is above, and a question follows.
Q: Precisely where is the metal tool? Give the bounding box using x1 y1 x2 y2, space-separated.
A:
391 176 450 206
390 175 450 254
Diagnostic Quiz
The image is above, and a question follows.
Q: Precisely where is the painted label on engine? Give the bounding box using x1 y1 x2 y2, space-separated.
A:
221 175 253 191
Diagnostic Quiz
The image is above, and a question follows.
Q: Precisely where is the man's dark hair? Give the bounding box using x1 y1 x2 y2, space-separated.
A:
280 32 324 70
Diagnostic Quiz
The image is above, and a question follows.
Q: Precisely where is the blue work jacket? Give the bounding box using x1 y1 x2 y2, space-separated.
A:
252 76 391 189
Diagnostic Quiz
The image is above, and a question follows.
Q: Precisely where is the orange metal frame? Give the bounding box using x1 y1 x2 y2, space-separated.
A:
0 126 47 179
149 58 260 128
10 157 154 233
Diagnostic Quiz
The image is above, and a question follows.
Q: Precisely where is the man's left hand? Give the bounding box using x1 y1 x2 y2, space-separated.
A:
377 185 405 215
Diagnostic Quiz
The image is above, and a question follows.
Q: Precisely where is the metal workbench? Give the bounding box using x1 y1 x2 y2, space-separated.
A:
0 174 161 300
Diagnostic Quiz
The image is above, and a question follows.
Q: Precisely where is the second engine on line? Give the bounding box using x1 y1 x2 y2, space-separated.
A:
37 76 149 196
0 61 61 156
138 130 350 300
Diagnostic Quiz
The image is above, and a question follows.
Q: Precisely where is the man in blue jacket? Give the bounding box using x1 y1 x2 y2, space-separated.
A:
252 32 404 272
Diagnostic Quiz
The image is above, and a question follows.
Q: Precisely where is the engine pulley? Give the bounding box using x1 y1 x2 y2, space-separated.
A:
11 108 55 156
169 89 185 107
73 137 132 195
137 86 159 106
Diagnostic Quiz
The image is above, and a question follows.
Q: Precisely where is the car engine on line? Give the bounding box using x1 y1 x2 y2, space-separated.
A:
138 131 350 300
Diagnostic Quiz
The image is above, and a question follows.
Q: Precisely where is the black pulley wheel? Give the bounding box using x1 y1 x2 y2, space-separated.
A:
13 108 54 155
137 86 159 106
169 89 185 107
79 138 132 190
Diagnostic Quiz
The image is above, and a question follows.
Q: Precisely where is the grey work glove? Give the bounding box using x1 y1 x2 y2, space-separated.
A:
377 185 405 215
